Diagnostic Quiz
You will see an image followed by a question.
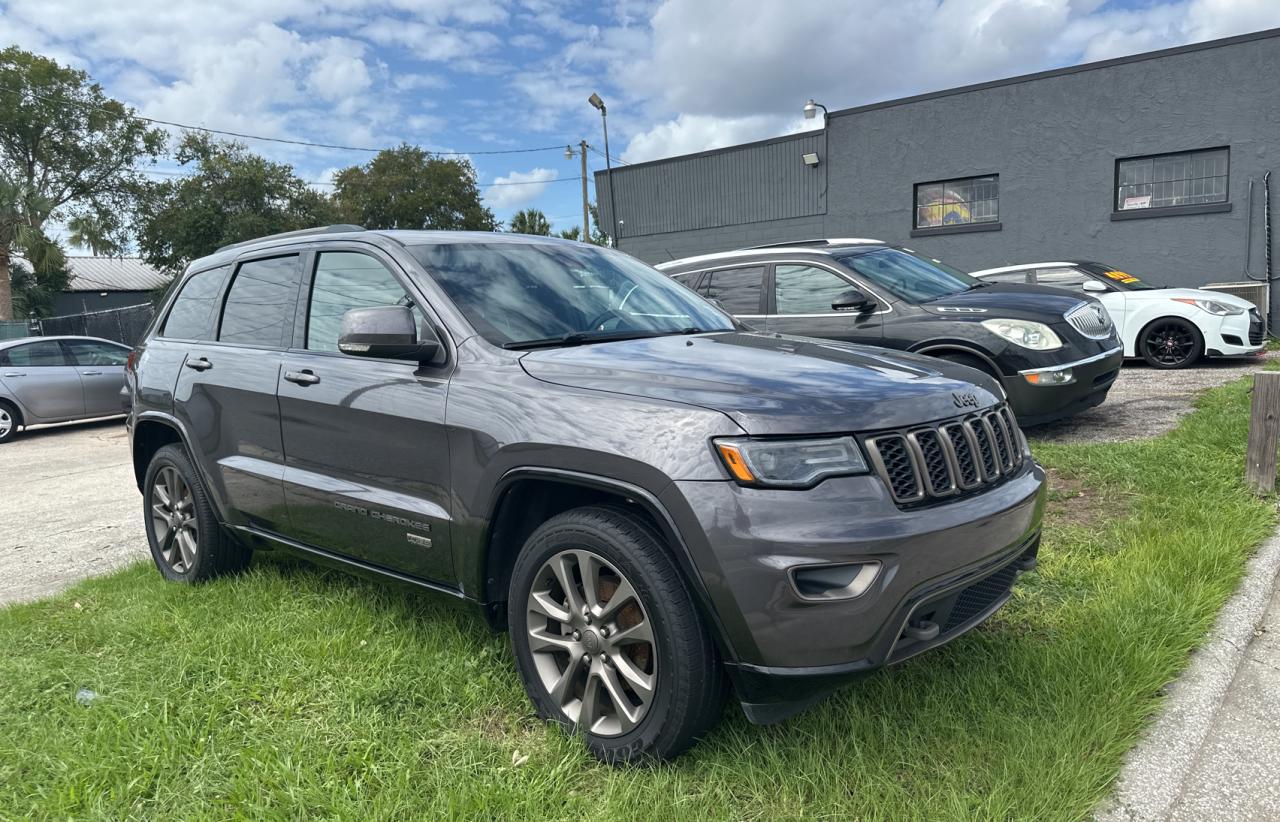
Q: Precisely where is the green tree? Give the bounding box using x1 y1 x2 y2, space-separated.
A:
588 203 611 247
509 208 552 236
557 225 581 241
135 134 337 272
333 144 496 231
0 47 165 319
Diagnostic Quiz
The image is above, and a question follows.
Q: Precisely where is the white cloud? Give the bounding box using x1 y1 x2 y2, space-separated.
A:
485 167 559 209
622 113 809 164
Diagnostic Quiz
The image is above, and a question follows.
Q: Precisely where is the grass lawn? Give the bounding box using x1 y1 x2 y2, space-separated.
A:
1 378 1275 821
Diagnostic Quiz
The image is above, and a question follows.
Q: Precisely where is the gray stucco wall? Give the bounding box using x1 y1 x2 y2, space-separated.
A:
602 30 1280 306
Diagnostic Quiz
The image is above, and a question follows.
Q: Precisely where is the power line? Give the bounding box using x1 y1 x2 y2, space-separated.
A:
0 83 570 157
132 166 586 188
587 143 630 167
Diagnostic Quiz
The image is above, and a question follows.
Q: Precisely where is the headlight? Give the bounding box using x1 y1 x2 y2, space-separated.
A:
715 436 868 488
1172 298 1244 316
981 319 1063 351
1023 368 1074 386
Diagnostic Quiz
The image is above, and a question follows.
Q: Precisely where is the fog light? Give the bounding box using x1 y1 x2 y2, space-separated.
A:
1023 368 1074 386
789 561 881 601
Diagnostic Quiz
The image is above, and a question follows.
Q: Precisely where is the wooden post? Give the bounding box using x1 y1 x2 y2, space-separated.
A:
1246 372 1280 494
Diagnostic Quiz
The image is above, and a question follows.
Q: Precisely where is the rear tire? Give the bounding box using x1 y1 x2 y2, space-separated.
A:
143 444 251 582
0 400 19 444
509 504 726 764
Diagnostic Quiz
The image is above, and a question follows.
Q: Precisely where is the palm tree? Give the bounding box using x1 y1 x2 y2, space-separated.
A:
0 180 67 319
508 208 552 236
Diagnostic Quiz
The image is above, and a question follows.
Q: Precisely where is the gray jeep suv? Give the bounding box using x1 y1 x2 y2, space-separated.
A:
127 226 1046 763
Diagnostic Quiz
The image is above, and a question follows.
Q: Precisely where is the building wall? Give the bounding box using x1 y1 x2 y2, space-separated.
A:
602 31 1280 308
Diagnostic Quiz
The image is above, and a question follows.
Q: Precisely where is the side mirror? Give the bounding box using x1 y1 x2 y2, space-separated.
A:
1082 279 1107 293
338 306 441 363
832 288 874 313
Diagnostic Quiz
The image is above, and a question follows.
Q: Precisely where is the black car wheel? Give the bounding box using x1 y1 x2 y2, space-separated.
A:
0 400 19 444
1139 318 1202 369
509 504 725 764
143 444 251 582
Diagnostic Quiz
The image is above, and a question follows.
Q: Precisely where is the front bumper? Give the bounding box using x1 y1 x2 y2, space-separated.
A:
661 456 1045 721
1001 346 1123 426
1204 309 1266 358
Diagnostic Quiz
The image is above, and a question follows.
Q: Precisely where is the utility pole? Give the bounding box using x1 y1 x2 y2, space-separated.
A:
579 139 590 241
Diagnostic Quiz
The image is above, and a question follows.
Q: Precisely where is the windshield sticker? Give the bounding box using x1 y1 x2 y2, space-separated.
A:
1104 270 1140 284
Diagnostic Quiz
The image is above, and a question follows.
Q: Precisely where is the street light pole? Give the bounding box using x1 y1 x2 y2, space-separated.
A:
588 92 620 249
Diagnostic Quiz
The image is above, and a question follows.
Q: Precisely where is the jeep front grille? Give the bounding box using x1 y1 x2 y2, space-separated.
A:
864 405 1025 505
1065 302 1114 339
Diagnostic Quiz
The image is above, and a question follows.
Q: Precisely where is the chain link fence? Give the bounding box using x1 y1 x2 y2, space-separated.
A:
0 320 34 340
34 303 156 346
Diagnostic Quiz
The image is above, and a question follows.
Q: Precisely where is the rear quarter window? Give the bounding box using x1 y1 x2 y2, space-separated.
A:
161 265 231 340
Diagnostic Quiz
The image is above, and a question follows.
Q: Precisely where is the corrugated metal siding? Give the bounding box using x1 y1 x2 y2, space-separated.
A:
599 133 826 238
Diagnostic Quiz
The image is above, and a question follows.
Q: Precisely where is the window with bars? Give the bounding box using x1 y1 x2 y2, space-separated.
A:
914 175 999 230
1115 147 1228 212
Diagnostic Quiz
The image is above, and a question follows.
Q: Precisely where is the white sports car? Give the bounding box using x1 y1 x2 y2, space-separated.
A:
970 260 1264 369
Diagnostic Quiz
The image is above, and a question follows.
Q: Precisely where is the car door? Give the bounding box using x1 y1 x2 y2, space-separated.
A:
63 340 131 416
764 263 885 343
276 247 454 583
0 340 85 422
172 254 299 531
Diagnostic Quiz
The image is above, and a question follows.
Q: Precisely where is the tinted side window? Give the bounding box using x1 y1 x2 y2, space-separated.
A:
1034 268 1091 290
774 265 855 314
306 252 420 352
219 256 302 347
66 341 129 366
0 341 68 366
982 271 1032 284
162 265 231 340
702 267 764 315
671 272 702 290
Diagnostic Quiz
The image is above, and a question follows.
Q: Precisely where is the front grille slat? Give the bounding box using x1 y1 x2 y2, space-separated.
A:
1065 302 1114 339
866 404 1024 507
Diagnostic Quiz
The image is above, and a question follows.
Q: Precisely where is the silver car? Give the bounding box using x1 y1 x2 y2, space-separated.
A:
0 336 132 444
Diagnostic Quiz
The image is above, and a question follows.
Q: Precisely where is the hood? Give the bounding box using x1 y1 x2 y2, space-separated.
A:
922 283 1087 321
519 332 1003 436
1130 287 1258 310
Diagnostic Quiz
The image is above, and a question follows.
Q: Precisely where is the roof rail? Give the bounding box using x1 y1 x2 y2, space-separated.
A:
746 238 834 249
215 224 366 254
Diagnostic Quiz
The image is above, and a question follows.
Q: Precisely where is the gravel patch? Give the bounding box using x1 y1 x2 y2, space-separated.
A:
0 418 146 606
1029 354 1277 444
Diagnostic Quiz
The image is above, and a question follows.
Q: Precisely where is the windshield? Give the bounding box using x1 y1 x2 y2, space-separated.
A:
410 241 734 347
833 246 979 302
1077 261 1157 291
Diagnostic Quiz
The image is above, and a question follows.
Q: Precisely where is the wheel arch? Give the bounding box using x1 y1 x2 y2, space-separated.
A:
1135 314 1206 358
0 395 23 428
131 414 195 491
477 467 737 662
910 342 1003 377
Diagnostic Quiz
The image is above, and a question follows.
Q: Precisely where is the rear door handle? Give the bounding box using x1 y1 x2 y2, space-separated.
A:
283 370 320 386
184 358 212 372
82 371 103 376
2 372 24 377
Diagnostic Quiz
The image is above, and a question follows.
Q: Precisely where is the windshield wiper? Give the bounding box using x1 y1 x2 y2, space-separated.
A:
503 328 703 351
967 281 993 290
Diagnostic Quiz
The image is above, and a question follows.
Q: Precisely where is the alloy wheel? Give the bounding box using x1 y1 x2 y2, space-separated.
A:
0 407 12 439
150 466 199 573
525 549 657 737
1144 322 1197 366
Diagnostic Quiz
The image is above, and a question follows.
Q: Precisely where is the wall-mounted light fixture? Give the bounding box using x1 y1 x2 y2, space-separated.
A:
803 98 828 125
802 152 821 167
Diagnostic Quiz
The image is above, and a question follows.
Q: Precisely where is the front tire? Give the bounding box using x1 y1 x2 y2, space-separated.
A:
1139 318 1203 369
143 444 250 582
509 505 726 764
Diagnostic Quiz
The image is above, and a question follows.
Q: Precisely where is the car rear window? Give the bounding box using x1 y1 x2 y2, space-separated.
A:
162 265 230 340
218 256 301 347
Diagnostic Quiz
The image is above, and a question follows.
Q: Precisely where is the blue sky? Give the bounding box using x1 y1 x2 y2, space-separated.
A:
2 0 1278 237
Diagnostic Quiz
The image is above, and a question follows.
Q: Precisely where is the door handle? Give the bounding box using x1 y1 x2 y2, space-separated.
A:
283 370 321 386
2 372 24 377
184 358 212 372
82 371 103 376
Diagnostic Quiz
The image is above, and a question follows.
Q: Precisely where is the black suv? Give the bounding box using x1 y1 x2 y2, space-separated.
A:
659 239 1123 425
127 227 1045 763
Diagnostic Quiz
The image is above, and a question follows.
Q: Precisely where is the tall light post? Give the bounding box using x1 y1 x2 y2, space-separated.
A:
564 141 591 241
588 92 619 248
